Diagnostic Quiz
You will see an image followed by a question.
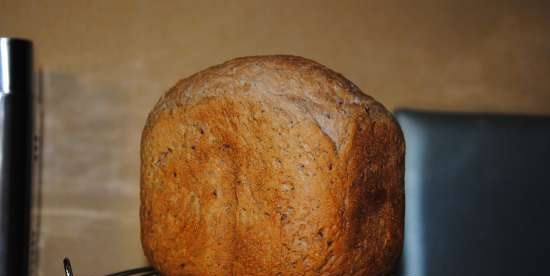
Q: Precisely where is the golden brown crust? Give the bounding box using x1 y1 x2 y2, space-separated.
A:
140 55 405 276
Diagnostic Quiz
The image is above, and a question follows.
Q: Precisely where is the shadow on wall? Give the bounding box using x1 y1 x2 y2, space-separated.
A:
35 70 149 276
29 69 45 276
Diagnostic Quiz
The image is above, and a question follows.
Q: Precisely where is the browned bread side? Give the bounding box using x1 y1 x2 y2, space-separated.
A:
140 55 405 276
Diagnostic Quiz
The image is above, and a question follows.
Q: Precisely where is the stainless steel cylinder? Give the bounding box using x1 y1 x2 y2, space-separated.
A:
0 37 33 276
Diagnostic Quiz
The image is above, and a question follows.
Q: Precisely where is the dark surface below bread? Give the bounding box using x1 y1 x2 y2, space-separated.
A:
140 55 405 276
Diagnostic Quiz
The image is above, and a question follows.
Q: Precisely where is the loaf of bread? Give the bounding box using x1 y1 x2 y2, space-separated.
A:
140 55 405 276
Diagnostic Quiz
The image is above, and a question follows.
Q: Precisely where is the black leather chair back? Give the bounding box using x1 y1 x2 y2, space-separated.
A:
396 109 550 276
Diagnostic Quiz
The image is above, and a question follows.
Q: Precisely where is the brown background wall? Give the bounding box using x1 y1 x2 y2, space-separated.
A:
1 0 549 275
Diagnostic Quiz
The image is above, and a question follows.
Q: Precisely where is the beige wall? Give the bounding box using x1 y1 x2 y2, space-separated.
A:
1 0 549 275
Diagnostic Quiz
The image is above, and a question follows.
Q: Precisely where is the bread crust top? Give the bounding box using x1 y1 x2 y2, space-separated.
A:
140 55 405 276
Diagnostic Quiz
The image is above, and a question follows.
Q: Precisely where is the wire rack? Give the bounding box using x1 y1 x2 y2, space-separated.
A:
62 257 404 276
63 258 160 276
